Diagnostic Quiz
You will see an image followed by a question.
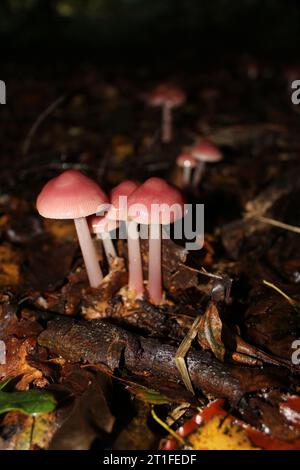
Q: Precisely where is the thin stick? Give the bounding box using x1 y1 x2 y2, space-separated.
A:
179 264 223 280
151 407 185 446
263 280 294 303
257 216 300 234
22 94 66 156
263 280 300 314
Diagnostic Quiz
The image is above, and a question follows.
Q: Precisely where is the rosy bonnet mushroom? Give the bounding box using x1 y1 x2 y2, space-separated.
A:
36 169 108 288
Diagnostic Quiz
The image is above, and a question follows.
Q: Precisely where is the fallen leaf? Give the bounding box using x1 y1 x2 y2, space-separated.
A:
198 302 225 362
0 378 56 415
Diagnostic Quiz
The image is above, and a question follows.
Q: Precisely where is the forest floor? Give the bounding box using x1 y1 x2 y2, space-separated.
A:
0 58 300 449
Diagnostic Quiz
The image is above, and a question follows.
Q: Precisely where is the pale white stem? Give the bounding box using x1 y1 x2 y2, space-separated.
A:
127 220 144 298
74 217 103 288
97 233 117 267
182 166 192 185
148 223 162 304
162 104 172 143
192 161 206 187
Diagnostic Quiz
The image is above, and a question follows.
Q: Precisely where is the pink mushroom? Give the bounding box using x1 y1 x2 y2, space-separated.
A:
128 177 184 304
109 180 139 221
148 84 186 143
89 215 118 267
36 170 108 288
176 152 198 187
108 180 143 298
190 139 223 188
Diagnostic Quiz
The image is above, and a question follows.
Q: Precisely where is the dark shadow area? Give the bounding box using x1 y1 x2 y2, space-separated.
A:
1 0 300 66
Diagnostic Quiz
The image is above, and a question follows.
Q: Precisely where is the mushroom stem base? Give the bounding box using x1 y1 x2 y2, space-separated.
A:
192 161 206 188
183 166 192 186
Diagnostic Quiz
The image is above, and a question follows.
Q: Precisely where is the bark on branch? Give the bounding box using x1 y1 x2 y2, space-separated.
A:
38 317 289 405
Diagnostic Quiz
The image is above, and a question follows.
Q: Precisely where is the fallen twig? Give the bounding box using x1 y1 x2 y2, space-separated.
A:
257 216 300 234
22 94 67 156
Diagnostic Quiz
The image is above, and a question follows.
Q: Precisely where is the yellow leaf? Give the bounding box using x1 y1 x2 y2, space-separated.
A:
188 415 260 450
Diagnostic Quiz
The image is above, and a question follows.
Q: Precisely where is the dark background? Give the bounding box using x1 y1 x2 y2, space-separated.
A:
1 0 300 65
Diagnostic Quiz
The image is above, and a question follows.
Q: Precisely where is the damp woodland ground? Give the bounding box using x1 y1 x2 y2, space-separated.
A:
0 58 300 449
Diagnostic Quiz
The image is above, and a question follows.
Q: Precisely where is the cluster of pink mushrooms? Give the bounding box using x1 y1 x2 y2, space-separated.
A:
36 170 184 305
146 83 223 188
176 139 223 188
36 83 223 305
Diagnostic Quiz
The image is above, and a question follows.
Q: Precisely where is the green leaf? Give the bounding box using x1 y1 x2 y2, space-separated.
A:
128 385 171 405
0 377 12 391
0 379 56 415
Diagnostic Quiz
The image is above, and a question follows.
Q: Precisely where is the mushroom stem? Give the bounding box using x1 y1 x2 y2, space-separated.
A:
192 161 206 187
74 217 103 287
97 233 117 267
183 166 192 186
148 223 162 304
162 104 172 143
127 220 144 297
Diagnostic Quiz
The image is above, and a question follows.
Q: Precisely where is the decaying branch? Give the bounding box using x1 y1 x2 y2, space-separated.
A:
38 316 300 439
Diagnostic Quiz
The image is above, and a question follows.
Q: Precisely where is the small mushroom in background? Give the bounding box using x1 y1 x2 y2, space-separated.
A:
240 55 260 80
108 180 144 299
128 177 184 305
36 169 108 288
190 139 223 188
147 83 186 143
176 152 198 188
89 215 118 268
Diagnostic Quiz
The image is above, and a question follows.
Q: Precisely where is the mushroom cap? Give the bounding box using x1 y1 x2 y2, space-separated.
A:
128 177 185 225
148 84 186 108
176 152 198 168
36 170 108 219
89 215 119 234
190 139 223 163
108 180 139 221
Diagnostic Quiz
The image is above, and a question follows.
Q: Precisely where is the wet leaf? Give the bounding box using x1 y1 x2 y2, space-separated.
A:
279 396 300 427
49 368 115 450
127 385 171 405
0 378 56 415
0 245 21 286
188 414 260 450
0 377 12 391
0 337 44 389
198 302 225 362
0 412 58 450
162 399 300 450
